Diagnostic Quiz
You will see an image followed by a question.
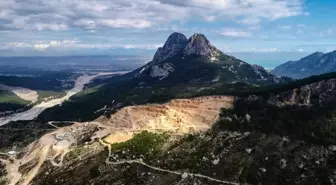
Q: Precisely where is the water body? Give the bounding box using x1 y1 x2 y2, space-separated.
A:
0 72 127 126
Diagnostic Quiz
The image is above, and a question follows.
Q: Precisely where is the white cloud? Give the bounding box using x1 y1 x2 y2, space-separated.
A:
34 43 50 51
0 0 305 31
328 29 333 35
5 42 31 48
297 24 305 28
35 23 68 31
220 28 252 38
158 0 304 25
3 40 161 51
279 25 292 30
99 19 151 29
296 48 304 52
238 17 261 25
231 47 279 53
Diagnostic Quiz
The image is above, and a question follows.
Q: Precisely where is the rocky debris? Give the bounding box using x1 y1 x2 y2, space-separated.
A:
298 164 304 169
149 63 175 80
183 33 221 60
280 159 287 169
245 148 252 154
329 145 336 151
269 78 336 106
212 159 220 165
252 64 268 80
223 117 232 122
181 172 188 179
7 151 17 156
245 114 251 122
259 168 267 173
153 32 188 62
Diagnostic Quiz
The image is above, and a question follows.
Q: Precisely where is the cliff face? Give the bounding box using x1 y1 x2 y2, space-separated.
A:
269 78 336 106
153 33 221 63
152 32 188 63
182 33 221 60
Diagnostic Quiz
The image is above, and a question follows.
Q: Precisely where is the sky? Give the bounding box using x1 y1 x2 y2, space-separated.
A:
0 0 336 68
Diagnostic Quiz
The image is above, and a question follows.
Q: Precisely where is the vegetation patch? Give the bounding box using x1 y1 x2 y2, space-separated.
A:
0 90 30 105
0 90 29 112
109 131 169 159
37 90 66 102
218 98 336 145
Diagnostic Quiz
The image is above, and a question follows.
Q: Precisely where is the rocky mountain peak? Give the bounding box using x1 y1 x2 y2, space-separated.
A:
152 32 188 62
301 51 324 60
183 33 221 60
163 32 188 48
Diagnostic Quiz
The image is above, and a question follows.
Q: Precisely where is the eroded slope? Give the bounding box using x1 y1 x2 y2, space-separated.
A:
0 96 234 185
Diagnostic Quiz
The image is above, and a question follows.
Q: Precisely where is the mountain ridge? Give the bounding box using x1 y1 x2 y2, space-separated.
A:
37 32 283 122
272 50 336 78
135 32 280 85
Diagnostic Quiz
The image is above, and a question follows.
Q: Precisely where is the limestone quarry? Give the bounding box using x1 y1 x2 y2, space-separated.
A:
0 96 234 185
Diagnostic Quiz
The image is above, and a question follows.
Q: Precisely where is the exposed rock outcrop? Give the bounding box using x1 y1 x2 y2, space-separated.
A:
270 78 336 106
183 33 221 60
152 32 188 62
153 33 221 63
149 63 175 80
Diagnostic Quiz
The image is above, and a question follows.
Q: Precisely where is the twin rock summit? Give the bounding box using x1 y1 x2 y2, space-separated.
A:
153 32 221 62
133 32 280 85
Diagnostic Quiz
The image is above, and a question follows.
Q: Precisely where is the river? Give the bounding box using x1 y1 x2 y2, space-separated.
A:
0 72 127 126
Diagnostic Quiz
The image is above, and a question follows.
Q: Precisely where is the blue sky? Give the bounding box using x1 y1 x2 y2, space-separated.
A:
0 0 336 68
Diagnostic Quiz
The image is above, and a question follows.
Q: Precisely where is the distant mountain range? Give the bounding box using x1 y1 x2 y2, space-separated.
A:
272 51 336 78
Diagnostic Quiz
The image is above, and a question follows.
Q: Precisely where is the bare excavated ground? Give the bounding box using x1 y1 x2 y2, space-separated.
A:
0 84 38 103
94 96 234 143
0 95 234 185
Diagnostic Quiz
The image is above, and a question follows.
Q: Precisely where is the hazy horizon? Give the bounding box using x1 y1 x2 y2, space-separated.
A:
0 50 312 69
1 0 336 68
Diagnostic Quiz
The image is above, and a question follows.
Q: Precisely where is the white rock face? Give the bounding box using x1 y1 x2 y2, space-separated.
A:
245 114 251 122
245 148 252 154
329 145 336 151
183 33 220 59
181 172 188 179
280 159 287 169
149 63 175 80
259 168 267 173
212 159 220 165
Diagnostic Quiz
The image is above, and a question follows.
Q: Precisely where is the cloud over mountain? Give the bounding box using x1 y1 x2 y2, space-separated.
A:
0 0 304 31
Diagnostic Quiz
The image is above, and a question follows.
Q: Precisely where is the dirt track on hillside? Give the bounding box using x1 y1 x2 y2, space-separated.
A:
0 95 234 185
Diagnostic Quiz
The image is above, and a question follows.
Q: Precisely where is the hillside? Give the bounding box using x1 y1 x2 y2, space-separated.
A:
272 51 336 78
2 76 336 185
38 32 283 122
0 90 30 114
